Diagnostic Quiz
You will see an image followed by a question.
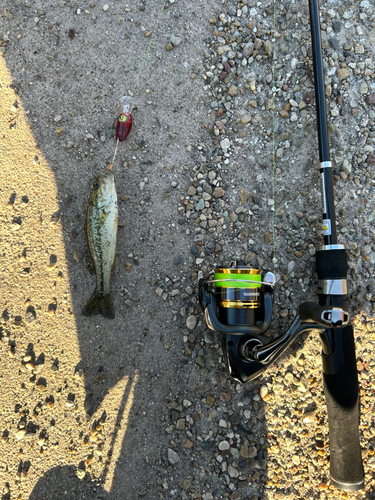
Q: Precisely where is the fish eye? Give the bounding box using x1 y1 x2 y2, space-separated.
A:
94 182 100 189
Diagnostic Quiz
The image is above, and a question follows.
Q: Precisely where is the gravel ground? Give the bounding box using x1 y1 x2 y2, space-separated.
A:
0 0 375 499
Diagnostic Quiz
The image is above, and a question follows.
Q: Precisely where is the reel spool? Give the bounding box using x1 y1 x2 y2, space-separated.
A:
200 260 276 339
213 263 262 327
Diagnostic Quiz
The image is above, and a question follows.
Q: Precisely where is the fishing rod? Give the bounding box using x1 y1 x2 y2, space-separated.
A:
199 0 364 491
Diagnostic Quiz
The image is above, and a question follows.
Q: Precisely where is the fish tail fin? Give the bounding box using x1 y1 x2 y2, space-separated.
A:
82 291 115 319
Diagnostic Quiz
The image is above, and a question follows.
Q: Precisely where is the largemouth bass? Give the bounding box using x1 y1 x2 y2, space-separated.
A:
82 172 118 319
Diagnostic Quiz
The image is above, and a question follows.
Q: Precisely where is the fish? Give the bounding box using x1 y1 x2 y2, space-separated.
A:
82 172 118 319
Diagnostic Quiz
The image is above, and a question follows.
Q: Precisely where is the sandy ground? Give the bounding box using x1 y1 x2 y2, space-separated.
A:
0 1 218 498
0 1 375 499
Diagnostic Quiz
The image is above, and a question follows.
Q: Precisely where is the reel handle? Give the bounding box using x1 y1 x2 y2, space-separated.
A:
250 302 348 366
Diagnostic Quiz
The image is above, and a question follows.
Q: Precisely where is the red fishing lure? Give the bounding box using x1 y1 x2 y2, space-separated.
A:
116 96 133 141
116 113 132 141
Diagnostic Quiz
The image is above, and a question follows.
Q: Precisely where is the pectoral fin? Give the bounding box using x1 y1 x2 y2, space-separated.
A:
98 210 110 231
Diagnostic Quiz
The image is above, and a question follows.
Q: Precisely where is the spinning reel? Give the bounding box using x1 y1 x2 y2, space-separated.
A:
199 260 349 384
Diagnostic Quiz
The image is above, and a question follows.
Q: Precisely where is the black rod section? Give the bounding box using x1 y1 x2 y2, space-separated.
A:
308 0 337 245
308 0 329 162
320 168 337 245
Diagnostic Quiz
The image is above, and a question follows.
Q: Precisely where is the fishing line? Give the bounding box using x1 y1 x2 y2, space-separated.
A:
108 138 119 172
271 0 277 276
109 0 168 171
132 0 168 96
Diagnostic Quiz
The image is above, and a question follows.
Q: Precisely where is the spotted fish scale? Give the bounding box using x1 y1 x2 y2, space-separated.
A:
82 173 118 319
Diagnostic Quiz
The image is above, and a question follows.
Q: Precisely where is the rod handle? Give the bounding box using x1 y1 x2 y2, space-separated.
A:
322 324 364 491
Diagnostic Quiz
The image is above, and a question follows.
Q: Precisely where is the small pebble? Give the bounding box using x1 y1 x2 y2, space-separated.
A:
77 469 86 480
15 430 26 440
186 315 197 330
170 34 181 47
260 385 268 400
220 138 230 150
168 448 180 464
218 440 230 451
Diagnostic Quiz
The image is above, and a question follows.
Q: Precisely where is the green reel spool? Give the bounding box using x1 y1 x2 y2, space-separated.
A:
214 265 262 325
214 270 261 289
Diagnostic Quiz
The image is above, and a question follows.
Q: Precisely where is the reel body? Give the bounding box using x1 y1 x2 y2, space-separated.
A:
199 260 349 384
